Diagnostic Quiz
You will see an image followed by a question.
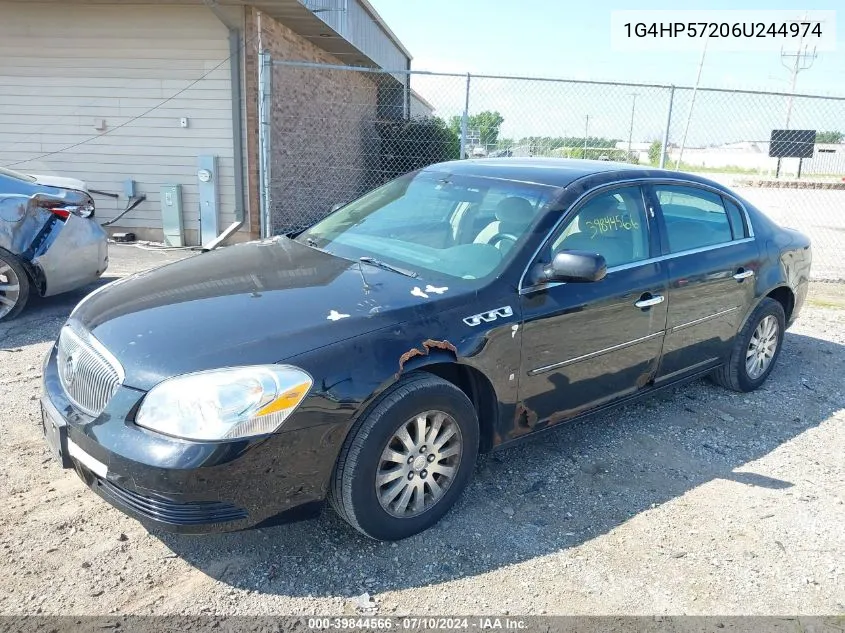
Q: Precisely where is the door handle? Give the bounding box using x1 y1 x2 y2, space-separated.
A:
635 294 665 308
733 270 754 280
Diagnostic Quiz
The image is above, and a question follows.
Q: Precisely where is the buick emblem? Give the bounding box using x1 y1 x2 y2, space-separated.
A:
64 353 79 386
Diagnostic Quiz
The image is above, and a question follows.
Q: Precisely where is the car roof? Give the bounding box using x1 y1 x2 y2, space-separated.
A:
422 157 695 189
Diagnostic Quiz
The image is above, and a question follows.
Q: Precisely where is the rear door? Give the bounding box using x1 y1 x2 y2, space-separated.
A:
649 183 760 384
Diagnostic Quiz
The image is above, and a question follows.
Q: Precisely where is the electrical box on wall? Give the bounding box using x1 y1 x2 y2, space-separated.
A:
197 155 219 248
160 184 184 247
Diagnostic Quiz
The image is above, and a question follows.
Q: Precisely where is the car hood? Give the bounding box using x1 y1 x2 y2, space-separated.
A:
70 238 472 390
31 173 88 192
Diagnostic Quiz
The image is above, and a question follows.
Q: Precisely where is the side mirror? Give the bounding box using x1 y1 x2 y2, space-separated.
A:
541 250 607 283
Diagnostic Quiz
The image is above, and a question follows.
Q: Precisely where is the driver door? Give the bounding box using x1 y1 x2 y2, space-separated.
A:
517 185 668 424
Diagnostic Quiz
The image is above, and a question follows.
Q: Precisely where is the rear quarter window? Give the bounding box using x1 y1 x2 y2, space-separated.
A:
723 198 749 239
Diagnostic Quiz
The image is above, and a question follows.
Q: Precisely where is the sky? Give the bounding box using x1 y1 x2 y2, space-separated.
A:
367 0 845 146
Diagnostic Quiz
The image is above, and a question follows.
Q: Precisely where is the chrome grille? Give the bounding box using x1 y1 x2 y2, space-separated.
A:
57 324 124 417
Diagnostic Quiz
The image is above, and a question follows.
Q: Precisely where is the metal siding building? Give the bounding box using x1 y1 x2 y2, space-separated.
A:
410 90 436 119
0 2 242 246
0 0 412 244
304 0 411 72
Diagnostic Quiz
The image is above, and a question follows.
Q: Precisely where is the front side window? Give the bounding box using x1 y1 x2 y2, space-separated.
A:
655 186 735 253
296 171 556 283
551 187 650 269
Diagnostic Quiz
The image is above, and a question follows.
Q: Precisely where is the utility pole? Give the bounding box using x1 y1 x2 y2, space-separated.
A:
675 40 708 170
777 12 819 177
781 44 817 130
627 93 638 160
583 114 589 159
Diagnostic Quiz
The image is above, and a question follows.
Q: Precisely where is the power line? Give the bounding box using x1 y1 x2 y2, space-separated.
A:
4 34 258 168
0 61 215 157
780 12 821 129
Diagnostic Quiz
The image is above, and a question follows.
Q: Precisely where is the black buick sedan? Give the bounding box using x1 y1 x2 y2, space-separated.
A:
41 158 811 541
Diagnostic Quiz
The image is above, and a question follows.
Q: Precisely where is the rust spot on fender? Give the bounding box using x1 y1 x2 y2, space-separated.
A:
635 371 654 389
397 339 458 377
515 402 538 430
421 338 457 355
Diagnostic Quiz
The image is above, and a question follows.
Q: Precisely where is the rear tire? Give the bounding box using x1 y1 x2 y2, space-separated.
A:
0 248 30 322
711 297 785 392
329 373 479 541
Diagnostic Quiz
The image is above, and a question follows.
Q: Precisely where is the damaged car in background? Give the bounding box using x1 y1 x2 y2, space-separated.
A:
40 158 810 542
0 166 109 322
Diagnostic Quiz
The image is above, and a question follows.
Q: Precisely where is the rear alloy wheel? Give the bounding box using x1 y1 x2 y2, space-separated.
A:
745 315 779 380
711 297 785 392
329 373 479 541
0 249 30 322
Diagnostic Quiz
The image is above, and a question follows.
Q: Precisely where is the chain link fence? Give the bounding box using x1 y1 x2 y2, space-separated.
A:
260 58 845 280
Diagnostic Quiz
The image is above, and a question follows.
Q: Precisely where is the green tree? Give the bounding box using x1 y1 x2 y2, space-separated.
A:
815 130 843 144
473 111 505 146
449 110 505 148
497 137 515 149
648 140 662 165
512 135 620 156
377 116 459 181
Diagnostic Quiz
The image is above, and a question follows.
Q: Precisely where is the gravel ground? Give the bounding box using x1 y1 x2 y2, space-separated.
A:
1 244 843 616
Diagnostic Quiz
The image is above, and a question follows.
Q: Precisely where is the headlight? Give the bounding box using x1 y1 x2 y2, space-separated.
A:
135 365 313 441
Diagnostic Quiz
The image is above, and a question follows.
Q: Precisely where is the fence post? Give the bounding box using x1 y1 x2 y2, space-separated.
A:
460 73 471 159
659 85 675 169
258 50 273 238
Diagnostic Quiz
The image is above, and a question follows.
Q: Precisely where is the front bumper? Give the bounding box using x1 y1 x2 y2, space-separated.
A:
41 344 344 534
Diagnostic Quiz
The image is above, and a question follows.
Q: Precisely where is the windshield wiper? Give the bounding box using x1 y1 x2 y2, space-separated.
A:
359 256 418 279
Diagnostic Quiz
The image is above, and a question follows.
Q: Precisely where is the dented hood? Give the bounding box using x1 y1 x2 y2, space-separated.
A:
69 237 472 391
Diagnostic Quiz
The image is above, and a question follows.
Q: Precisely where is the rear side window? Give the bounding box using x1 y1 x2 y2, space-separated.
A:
723 198 748 239
655 186 733 253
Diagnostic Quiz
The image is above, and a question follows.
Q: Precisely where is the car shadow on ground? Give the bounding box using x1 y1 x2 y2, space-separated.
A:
157 329 845 598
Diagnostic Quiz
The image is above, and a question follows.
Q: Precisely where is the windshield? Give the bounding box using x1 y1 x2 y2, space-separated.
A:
0 166 36 183
296 171 555 283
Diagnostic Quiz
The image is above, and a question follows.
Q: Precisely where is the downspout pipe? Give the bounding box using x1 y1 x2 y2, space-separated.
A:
204 2 247 227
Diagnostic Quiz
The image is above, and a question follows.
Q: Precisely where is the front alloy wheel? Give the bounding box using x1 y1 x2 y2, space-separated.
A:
329 373 479 541
376 410 463 518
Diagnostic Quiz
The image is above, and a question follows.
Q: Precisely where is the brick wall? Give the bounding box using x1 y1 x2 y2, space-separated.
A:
244 8 379 236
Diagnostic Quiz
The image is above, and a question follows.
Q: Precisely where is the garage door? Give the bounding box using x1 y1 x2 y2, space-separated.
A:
0 2 240 245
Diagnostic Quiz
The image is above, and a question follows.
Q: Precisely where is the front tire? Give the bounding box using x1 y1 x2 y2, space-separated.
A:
0 248 30 322
711 297 785 392
329 373 479 541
